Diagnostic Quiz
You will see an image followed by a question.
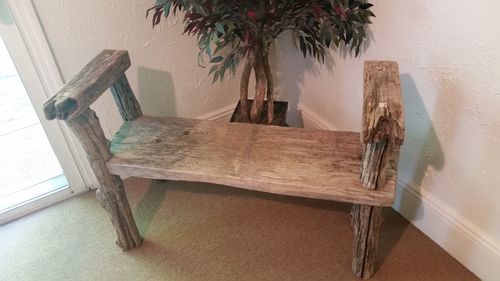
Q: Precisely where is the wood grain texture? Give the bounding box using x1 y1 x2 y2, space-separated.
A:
361 61 404 190
107 116 397 207
351 61 405 279
362 61 404 145
67 108 142 250
110 74 142 121
361 141 395 190
351 142 401 278
352 205 383 279
43 50 131 121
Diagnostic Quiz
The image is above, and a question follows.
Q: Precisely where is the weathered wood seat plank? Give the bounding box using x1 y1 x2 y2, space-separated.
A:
107 116 396 207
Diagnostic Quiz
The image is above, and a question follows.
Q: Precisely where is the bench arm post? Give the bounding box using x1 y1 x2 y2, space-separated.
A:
360 61 405 191
352 61 405 279
42 50 143 250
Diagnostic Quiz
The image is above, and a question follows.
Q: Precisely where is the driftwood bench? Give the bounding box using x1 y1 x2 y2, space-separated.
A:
43 50 404 279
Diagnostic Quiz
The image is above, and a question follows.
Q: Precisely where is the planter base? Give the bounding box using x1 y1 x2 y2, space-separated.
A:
230 100 288 126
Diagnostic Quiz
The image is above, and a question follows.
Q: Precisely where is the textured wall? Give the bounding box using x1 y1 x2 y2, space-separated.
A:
32 0 243 137
277 0 500 255
33 0 499 268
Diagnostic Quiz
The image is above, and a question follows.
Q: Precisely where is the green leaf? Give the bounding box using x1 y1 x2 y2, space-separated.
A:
325 31 332 48
219 65 226 81
360 3 374 9
230 60 237 76
346 30 353 43
212 70 220 83
197 52 205 67
209 65 218 75
332 35 340 47
206 43 212 58
163 1 172 17
210 56 224 63
213 43 224 55
355 44 361 57
214 23 225 34
299 36 307 57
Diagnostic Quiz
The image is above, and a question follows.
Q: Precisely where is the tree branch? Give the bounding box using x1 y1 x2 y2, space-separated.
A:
239 51 255 122
250 47 267 123
262 47 274 124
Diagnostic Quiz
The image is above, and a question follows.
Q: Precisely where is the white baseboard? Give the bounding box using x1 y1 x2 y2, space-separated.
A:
300 105 500 280
299 104 338 130
196 104 235 121
196 103 337 128
395 181 500 280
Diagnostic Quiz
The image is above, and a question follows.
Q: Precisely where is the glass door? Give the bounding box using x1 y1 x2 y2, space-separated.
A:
0 1 87 223
0 36 69 212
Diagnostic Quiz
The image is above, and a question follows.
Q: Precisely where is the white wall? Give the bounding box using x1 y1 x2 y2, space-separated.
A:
32 0 499 279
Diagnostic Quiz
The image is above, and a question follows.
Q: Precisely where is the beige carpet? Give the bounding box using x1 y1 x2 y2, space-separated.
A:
0 178 478 281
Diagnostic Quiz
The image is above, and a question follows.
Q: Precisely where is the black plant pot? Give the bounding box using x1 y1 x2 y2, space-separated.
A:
230 99 288 126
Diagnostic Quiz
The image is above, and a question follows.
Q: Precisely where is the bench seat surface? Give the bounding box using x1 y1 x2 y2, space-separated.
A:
107 116 396 207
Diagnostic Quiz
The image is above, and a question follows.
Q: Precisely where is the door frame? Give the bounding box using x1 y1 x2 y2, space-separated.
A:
0 0 97 223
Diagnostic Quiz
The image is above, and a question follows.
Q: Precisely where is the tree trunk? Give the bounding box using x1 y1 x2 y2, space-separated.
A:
250 47 267 123
239 51 255 122
240 44 275 125
262 48 274 124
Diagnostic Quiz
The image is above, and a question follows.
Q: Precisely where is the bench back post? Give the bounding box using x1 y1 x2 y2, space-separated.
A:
43 50 143 250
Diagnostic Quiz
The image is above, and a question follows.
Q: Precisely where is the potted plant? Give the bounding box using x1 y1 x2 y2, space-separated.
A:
148 0 374 125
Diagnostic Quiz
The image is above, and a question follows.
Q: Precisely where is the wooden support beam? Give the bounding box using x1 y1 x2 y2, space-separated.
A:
110 74 142 121
352 61 405 279
67 108 142 250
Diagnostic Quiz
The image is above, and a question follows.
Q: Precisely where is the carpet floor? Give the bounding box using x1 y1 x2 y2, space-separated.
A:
0 178 478 281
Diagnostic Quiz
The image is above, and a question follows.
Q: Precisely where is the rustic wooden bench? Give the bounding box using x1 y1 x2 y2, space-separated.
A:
43 50 404 279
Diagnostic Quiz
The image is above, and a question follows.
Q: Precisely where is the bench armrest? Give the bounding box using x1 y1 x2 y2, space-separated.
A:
362 61 405 145
43 50 131 121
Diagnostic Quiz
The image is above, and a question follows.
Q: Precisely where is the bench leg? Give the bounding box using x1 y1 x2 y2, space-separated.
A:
66 109 142 251
351 204 383 279
96 176 143 251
